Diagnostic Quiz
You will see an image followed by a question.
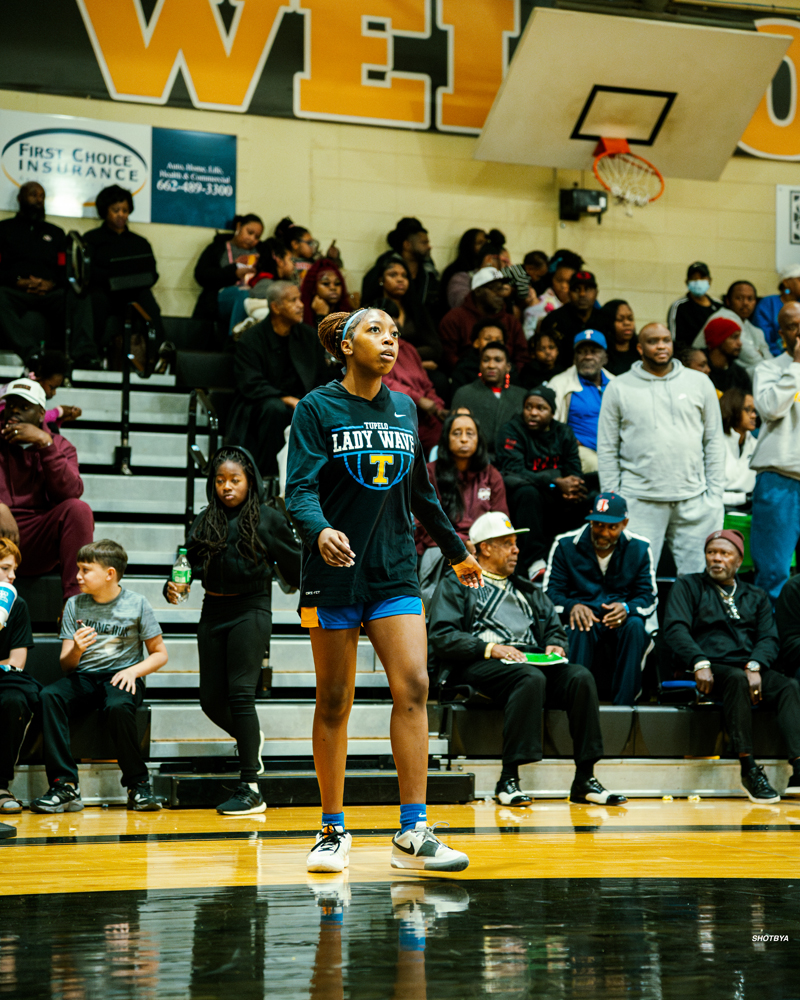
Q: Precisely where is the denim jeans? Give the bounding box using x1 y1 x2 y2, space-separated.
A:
751 471 800 604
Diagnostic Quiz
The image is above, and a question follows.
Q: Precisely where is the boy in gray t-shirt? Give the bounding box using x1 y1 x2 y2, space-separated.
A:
31 540 168 814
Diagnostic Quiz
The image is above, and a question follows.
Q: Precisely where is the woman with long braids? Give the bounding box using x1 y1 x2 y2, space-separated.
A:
286 307 484 874
165 446 300 815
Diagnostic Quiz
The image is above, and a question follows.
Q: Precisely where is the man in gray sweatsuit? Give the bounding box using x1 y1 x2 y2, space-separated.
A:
597 323 725 574
749 301 800 603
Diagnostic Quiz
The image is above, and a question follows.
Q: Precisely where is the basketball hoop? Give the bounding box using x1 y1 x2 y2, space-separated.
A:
592 138 665 216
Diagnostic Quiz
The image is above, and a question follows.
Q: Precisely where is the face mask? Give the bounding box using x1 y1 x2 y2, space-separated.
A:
688 279 710 297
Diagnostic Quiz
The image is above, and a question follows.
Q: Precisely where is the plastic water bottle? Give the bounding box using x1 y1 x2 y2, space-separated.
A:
0 582 17 630
171 548 191 604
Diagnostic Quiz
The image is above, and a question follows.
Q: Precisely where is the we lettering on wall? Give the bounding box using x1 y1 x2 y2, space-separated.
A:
77 0 521 132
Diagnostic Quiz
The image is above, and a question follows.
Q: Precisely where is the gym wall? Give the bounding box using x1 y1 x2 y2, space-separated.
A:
0 86 794 326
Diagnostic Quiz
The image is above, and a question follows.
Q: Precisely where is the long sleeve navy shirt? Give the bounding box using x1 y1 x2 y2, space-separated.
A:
286 380 467 607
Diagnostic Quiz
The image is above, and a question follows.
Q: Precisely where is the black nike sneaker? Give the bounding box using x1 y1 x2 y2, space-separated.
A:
127 781 162 812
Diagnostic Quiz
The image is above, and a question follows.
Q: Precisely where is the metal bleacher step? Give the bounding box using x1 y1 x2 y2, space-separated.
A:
61 427 208 468
55 386 192 426
152 769 474 808
82 474 204 514
148 701 446 758
69 368 176 389
94 523 185 566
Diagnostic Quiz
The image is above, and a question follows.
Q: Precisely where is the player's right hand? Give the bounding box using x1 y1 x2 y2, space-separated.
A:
318 528 355 568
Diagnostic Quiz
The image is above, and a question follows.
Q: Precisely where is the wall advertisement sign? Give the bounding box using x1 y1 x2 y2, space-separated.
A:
0 109 236 227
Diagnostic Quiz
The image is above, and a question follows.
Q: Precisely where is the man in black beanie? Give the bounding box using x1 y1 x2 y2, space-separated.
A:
496 386 589 580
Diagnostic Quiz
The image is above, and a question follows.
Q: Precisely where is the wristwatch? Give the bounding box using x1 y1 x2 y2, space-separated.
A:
745 661 761 673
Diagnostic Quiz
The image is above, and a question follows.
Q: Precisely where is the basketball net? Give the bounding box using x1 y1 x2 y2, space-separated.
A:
592 138 665 217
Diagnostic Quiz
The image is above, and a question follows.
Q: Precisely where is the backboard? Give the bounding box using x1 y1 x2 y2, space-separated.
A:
474 7 791 181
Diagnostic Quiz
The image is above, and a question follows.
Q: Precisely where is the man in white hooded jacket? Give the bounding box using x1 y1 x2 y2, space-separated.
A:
597 323 725 574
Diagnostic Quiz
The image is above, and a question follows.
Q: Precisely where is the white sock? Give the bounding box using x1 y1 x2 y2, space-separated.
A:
247 782 259 792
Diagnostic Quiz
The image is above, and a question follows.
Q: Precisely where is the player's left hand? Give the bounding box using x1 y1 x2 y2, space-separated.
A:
110 666 139 694
452 554 483 589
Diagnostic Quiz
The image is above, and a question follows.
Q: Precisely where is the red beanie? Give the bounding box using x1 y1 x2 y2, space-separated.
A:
704 317 741 351
705 529 745 559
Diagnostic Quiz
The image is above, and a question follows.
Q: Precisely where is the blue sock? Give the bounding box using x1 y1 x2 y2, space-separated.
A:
322 811 345 830
400 803 426 833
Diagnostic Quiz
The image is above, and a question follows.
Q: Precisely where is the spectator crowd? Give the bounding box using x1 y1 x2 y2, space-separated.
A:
2 180 800 811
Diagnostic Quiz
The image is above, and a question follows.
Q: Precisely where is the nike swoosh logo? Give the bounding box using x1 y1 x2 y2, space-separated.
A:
395 413 407 418
392 839 416 854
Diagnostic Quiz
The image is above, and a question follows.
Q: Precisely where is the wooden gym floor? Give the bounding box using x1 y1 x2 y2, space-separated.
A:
3 799 800 997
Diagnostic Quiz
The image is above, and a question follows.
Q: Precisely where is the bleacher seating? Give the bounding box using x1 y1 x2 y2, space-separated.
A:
1 343 791 804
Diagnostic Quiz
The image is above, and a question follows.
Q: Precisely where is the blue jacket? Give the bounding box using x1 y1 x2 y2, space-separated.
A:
543 524 657 619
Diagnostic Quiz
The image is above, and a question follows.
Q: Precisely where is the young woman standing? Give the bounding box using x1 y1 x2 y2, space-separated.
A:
286 308 483 874
166 446 300 815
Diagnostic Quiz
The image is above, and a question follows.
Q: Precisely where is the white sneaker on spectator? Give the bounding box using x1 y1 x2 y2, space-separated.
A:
307 826 352 873
391 822 469 872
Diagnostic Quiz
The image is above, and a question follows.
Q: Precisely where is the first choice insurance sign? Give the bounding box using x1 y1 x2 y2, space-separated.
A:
0 109 236 227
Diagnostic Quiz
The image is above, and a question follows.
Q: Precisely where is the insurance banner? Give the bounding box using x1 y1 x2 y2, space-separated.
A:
0 109 236 227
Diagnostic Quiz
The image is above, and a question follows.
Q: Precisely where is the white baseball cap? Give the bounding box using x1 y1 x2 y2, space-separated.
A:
2 377 46 409
469 511 530 546
471 266 505 291
780 264 800 281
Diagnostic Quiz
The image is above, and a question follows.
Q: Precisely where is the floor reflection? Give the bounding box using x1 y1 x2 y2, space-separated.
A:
2 879 798 998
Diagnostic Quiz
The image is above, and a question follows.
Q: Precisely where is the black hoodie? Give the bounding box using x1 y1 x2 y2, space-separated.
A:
183 446 301 596
286 380 467 607
495 413 582 491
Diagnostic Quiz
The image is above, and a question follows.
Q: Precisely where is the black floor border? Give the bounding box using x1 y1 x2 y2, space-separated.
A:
4 822 800 847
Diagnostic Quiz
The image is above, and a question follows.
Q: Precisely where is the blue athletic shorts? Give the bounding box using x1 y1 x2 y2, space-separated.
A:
301 596 423 629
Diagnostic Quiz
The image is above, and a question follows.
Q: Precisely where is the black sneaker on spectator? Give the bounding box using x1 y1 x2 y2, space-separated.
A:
741 765 780 804
783 768 800 796
127 781 162 812
30 779 83 814
217 782 266 816
0 822 16 840
569 776 627 806
495 777 533 806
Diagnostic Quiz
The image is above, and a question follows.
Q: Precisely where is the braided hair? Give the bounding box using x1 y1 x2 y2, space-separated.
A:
190 448 269 574
318 309 368 364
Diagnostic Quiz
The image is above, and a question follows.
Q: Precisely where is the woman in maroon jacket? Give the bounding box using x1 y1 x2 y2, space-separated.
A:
416 410 507 604
382 335 448 455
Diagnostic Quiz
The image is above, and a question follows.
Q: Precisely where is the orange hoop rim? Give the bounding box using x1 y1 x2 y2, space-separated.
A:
592 150 665 205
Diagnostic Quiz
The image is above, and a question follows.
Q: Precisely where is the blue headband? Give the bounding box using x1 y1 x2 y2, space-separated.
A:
341 308 368 342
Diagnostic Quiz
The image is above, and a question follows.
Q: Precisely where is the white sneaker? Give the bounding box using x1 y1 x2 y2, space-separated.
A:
306 825 352 873
391 822 469 872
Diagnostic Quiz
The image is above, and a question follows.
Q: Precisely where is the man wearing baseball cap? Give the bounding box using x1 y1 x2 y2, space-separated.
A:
548 330 615 484
428 511 628 807
538 271 612 371
0 378 93 603
544 492 657 705
702 316 751 394
664 529 800 803
439 266 528 373
667 261 722 348
753 265 800 357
